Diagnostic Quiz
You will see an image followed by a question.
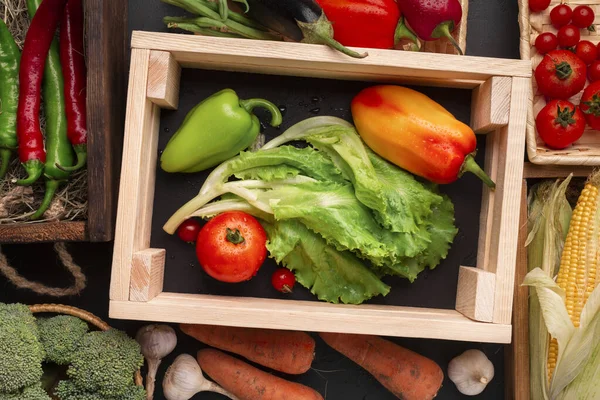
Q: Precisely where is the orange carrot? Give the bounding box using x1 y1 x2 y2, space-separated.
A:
197 348 324 400
180 324 315 374
319 332 443 400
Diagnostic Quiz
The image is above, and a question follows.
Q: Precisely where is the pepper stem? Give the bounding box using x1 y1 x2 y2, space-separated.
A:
31 179 61 220
240 98 283 127
226 227 245 244
394 16 420 50
16 160 44 186
0 149 12 179
431 21 463 55
297 14 368 59
461 154 495 189
56 146 87 172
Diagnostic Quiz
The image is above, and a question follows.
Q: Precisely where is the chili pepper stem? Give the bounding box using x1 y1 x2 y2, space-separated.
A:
31 179 61 220
56 146 86 172
239 98 283 126
16 160 44 186
431 21 463 55
297 14 368 59
0 149 11 179
394 17 420 50
461 154 495 189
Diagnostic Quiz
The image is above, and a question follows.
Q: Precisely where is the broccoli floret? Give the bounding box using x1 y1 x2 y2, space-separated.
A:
66 329 144 397
55 380 145 400
0 303 44 393
0 383 51 400
37 315 89 365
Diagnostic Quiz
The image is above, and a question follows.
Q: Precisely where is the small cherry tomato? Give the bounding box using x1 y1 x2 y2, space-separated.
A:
580 81 600 130
575 40 598 65
535 99 585 149
177 219 202 243
589 60 600 82
529 0 551 12
558 25 581 48
551 4 573 29
535 32 558 54
271 268 296 293
572 5 595 30
196 211 267 283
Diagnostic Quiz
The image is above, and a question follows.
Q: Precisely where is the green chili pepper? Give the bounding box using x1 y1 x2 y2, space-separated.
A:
161 88 283 173
0 20 20 179
28 0 74 220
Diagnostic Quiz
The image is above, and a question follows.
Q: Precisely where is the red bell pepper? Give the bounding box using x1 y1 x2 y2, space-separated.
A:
315 0 418 50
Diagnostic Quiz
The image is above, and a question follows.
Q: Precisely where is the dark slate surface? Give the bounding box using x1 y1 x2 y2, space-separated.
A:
0 1 521 399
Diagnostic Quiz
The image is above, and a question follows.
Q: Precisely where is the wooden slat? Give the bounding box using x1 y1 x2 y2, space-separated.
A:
488 77 530 324
455 266 496 322
523 163 593 178
471 76 512 133
505 180 531 400
131 32 532 86
86 0 128 242
110 293 513 344
0 221 88 244
147 51 181 110
110 49 160 301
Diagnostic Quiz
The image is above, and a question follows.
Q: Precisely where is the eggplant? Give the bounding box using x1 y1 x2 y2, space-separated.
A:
246 0 368 58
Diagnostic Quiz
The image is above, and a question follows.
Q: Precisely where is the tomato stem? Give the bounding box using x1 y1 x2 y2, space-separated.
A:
555 104 577 127
555 61 573 80
226 227 245 244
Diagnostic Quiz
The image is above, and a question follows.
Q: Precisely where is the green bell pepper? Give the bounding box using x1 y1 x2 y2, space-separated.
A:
160 88 283 173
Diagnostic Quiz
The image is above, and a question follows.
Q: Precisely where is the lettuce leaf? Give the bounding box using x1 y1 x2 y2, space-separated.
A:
263 220 391 304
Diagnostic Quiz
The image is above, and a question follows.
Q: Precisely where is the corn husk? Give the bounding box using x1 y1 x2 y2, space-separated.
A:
526 177 573 400
524 271 600 400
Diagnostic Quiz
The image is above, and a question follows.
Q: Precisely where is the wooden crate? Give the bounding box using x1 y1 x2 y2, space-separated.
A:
505 164 593 400
108 31 531 343
0 0 127 244
519 0 600 165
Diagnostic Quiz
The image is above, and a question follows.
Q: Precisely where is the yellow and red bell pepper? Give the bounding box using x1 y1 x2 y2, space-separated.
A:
351 85 495 188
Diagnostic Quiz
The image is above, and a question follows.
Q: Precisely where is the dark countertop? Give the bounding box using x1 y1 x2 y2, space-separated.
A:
0 1 522 399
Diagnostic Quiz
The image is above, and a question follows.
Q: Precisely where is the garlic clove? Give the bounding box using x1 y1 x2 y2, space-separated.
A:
448 349 495 396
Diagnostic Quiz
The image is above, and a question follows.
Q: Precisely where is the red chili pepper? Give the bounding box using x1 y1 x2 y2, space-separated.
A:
315 0 418 50
58 0 87 171
16 0 68 185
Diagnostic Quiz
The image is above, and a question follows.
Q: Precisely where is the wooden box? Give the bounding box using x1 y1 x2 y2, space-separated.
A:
0 0 127 244
519 0 600 166
109 31 531 343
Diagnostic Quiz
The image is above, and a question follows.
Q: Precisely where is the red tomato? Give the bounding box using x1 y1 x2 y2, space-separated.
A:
589 60 600 82
580 81 600 129
535 50 587 99
572 5 595 30
177 219 202 243
196 211 267 283
576 40 598 65
551 4 573 28
557 25 580 48
271 268 296 293
529 0 551 12
535 32 558 54
535 100 585 149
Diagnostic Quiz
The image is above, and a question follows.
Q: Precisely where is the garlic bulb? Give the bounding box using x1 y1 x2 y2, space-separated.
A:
163 354 239 400
448 349 495 396
136 324 177 400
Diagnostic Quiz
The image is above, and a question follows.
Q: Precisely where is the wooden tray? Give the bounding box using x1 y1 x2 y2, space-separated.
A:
108 31 530 343
519 0 600 166
505 164 594 400
0 0 127 244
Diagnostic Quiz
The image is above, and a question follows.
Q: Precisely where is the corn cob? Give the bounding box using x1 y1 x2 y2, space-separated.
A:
548 176 600 381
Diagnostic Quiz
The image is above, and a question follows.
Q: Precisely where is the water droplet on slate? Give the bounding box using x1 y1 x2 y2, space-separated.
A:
164 127 170 133
311 96 319 103
310 108 321 114
278 105 287 115
169 255 175 260
260 122 267 131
